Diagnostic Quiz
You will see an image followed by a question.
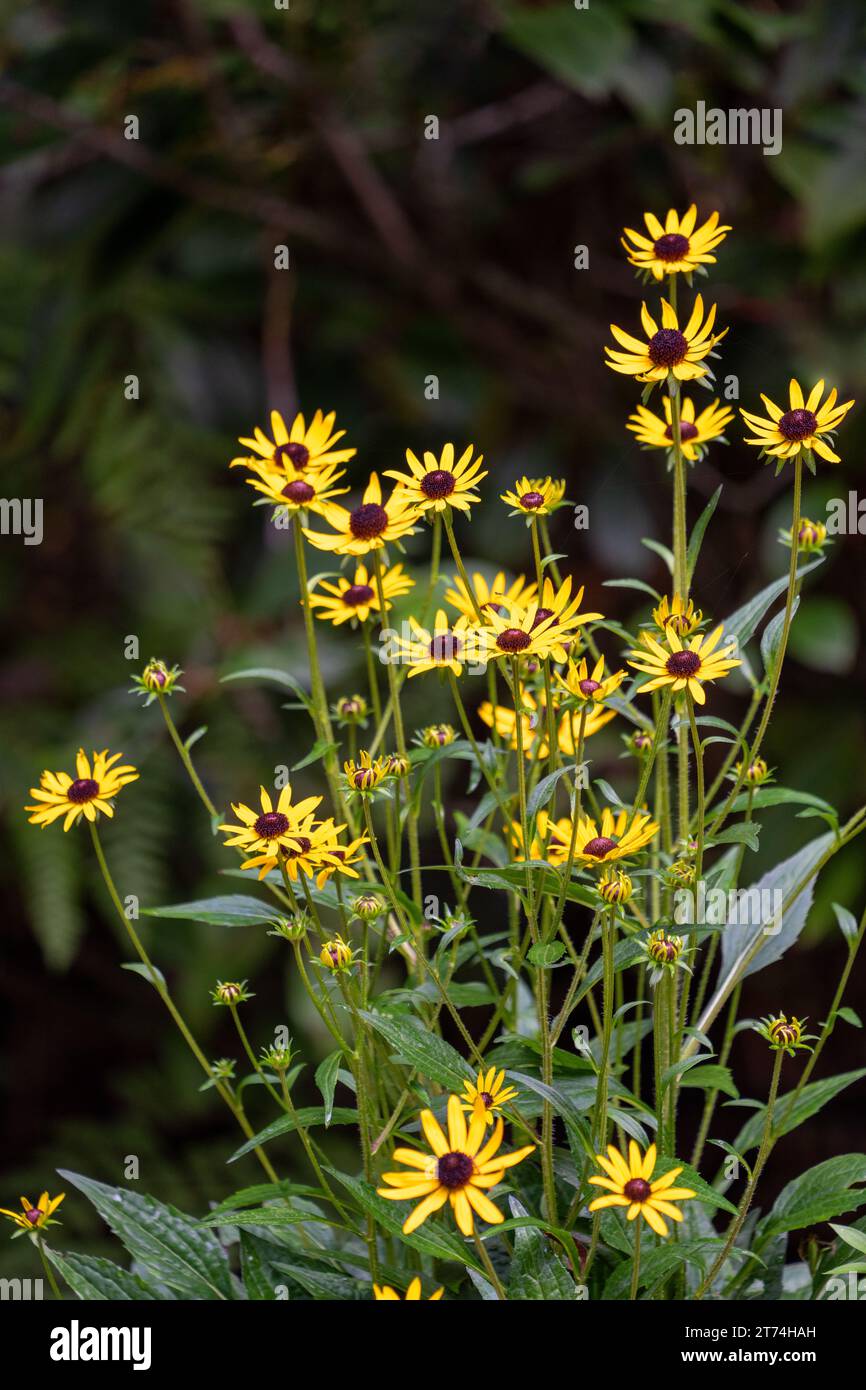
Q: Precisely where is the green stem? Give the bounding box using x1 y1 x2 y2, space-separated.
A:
38 1237 63 1299
157 693 217 817
629 1217 642 1301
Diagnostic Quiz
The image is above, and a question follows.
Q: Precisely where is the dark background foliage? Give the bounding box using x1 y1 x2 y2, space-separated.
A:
1 0 864 1278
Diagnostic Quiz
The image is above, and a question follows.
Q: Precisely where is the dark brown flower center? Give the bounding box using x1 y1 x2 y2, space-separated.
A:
480 1091 494 1108
778 408 817 442
349 502 388 540
653 232 690 262
343 583 375 606
651 938 679 962
429 632 463 662
531 607 555 630
583 835 617 858
282 479 316 504
623 1177 652 1202
24 1208 43 1224
274 441 310 469
437 1151 474 1189
520 491 545 510
484 600 506 615
665 649 702 678
420 469 456 500
68 778 99 803
496 627 532 653
648 328 688 368
770 1022 798 1044
665 420 699 442
283 835 312 858
578 678 601 696
254 810 291 839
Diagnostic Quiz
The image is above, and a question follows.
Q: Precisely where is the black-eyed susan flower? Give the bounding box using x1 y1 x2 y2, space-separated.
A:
1 1191 65 1236
308 561 414 626
621 206 731 282
756 1013 817 1057
606 295 727 384
26 750 139 831
212 980 253 1006
547 807 658 867
588 1142 696 1237
598 869 633 905
780 518 828 555
484 577 602 664
384 443 487 516
344 750 389 794
390 609 490 679
219 784 322 867
642 929 690 984
130 658 185 704
333 694 370 726
651 594 703 639
628 625 741 705
500 476 566 517
377 1094 535 1236
240 459 350 517
416 723 457 749
741 380 854 467
303 473 419 556
373 1278 443 1301
627 395 734 464
735 756 771 786
557 654 625 708
459 1068 519 1127
319 935 353 972
479 688 616 760
443 569 538 623
231 408 356 474
236 814 362 885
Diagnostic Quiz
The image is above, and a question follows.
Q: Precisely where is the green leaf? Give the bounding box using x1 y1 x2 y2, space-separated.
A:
833 902 860 946
734 1070 866 1152
527 942 567 968
719 832 834 980
315 1050 343 1127
327 1171 486 1273
506 1197 581 1299
120 961 166 990
679 1064 739 1099
655 1156 739 1217
359 1009 473 1090
759 1155 866 1238
58 1171 236 1300
728 786 835 817
496 1 632 99
722 558 822 651
45 1249 167 1301
760 595 799 679
687 484 722 585
199 1207 330 1231
220 666 312 709
143 895 278 928
830 1223 866 1256
527 764 575 819
240 1232 281 1300
707 821 760 851
228 1108 359 1163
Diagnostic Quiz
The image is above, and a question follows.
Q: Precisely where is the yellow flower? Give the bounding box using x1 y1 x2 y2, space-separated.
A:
741 379 855 465
626 395 734 462
500 476 566 517
1 1191 65 1234
621 206 731 281
651 594 703 638
443 570 538 623
628 625 741 705
782 518 828 554
344 750 389 793
377 1094 535 1236
240 818 368 886
238 459 350 516
373 1278 443 1301
479 689 615 760
557 655 625 707
598 869 633 904
512 806 658 867
218 784 323 869
307 561 414 626
484 576 602 664
417 723 457 749
319 935 353 971
460 1068 518 1127
26 750 139 831
384 443 487 515
588 1142 696 1237
231 408 355 473
303 472 419 556
389 609 490 679
606 295 727 383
